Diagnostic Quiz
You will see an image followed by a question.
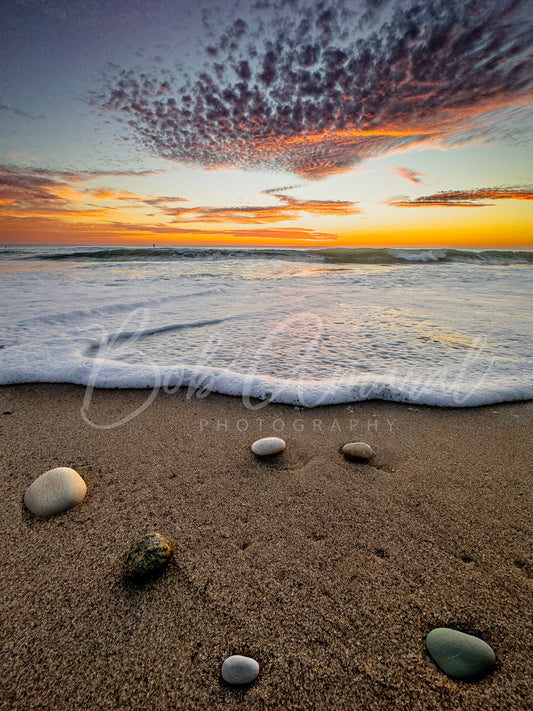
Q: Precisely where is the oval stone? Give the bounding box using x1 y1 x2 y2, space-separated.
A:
124 533 174 580
342 442 374 460
251 437 286 456
221 655 260 685
24 467 87 516
426 628 496 680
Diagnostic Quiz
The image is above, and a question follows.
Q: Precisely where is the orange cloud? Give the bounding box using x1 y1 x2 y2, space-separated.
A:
89 187 140 201
0 212 339 245
388 187 533 207
1 166 359 240
393 167 428 184
272 194 361 217
0 165 348 243
166 193 361 224
0 166 189 230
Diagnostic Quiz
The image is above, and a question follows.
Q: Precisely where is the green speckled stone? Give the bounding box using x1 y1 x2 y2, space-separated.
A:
426 628 496 680
124 533 174 580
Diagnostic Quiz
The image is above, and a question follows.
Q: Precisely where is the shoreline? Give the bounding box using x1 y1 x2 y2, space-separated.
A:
1 384 532 709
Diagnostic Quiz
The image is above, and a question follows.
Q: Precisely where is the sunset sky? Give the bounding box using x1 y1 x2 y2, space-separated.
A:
1 0 532 248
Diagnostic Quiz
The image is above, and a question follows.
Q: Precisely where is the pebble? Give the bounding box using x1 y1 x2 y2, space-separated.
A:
341 442 374 460
24 466 87 516
426 628 496 680
221 655 260 685
251 437 286 456
124 533 174 580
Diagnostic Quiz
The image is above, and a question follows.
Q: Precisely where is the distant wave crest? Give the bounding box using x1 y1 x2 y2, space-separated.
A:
3 246 532 265
317 247 533 265
18 247 315 263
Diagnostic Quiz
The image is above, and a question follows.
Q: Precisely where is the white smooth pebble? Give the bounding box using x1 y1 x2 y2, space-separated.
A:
221 655 260 685
251 437 286 456
24 467 87 516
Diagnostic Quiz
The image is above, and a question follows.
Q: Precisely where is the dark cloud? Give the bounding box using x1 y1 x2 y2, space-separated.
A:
0 104 42 120
387 186 533 207
0 165 69 208
16 166 166 182
141 194 188 206
262 184 302 194
92 0 533 179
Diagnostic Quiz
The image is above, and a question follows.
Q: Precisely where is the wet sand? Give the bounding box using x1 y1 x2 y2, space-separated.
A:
0 383 531 710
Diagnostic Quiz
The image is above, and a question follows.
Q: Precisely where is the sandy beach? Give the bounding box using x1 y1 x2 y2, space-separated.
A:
0 383 531 710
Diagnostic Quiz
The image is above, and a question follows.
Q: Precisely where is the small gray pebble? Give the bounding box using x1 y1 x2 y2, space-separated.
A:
221 655 260 685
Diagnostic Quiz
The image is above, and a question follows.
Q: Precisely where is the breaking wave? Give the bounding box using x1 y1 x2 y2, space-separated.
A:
2 246 532 265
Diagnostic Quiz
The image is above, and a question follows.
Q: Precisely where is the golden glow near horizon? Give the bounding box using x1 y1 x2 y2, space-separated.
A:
1 163 532 248
1 1 532 248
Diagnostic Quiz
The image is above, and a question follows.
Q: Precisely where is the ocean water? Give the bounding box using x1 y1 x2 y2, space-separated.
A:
1 245 532 408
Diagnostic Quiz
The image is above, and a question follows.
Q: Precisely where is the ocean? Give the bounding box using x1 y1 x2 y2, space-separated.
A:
1 245 532 408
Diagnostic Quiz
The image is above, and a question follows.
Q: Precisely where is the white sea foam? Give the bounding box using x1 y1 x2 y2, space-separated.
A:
390 248 448 262
1 246 532 408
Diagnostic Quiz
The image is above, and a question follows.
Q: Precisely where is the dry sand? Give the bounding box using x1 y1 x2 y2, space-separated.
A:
0 383 531 710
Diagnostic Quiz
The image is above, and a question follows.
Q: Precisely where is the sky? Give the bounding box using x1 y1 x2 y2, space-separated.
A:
1 0 532 248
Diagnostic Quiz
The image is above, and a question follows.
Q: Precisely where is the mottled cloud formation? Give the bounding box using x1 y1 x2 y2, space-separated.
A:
92 0 533 178
393 166 427 184
388 187 533 207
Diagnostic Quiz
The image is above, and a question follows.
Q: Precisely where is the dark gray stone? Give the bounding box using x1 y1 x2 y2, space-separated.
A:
426 628 496 680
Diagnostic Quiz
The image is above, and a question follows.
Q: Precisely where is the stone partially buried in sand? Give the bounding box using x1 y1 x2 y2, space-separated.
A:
426 628 496 680
342 442 374 460
24 466 87 516
251 437 286 456
221 655 260 685
124 533 174 581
